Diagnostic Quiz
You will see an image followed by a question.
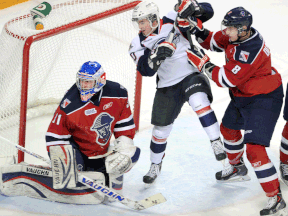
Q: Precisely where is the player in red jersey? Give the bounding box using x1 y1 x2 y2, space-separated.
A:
279 78 288 190
184 6 286 215
45 61 140 202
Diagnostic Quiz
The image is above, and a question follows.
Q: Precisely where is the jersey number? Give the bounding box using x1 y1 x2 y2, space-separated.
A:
232 65 241 74
263 46 270 57
130 52 137 61
52 113 62 125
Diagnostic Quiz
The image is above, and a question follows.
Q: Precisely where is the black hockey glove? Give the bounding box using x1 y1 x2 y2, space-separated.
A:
148 42 176 72
177 16 204 34
176 0 201 18
186 46 215 79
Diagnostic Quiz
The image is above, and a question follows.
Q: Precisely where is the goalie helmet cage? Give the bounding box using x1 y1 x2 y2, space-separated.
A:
0 0 142 164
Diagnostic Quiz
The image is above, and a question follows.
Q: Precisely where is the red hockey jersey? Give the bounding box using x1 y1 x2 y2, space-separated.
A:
46 81 135 157
200 27 282 97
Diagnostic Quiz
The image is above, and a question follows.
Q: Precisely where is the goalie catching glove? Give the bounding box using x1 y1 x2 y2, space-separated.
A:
148 42 176 72
186 46 216 79
105 136 141 176
176 0 202 18
177 16 203 35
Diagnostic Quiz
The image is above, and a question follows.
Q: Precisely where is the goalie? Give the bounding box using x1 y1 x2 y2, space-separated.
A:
0 61 140 205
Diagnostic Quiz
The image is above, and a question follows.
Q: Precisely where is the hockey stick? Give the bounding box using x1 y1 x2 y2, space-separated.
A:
186 29 194 48
166 0 181 43
0 136 166 210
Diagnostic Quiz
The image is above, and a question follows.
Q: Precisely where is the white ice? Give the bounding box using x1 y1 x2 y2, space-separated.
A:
0 0 288 215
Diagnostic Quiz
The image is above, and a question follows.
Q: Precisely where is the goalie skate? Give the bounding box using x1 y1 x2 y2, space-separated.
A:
210 138 227 161
216 158 251 183
143 162 162 185
280 162 288 187
260 191 287 216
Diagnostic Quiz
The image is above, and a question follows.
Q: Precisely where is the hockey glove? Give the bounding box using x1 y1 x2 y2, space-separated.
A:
186 46 215 79
177 16 203 34
176 0 201 18
105 136 140 176
148 42 176 71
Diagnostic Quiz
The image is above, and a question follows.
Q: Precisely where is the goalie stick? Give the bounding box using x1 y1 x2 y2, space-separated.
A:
0 136 166 210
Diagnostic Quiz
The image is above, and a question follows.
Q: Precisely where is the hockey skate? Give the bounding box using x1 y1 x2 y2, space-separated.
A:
143 162 162 185
210 138 227 161
260 190 287 216
215 158 251 183
280 162 288 187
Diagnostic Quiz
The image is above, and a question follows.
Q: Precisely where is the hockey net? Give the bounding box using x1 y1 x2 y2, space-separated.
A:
0 0 142 165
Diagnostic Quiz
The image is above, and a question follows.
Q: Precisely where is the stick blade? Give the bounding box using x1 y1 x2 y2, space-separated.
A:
135 193 166 210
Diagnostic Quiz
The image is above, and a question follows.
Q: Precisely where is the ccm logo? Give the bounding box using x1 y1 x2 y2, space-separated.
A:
198 55 209 70
103 102 113 110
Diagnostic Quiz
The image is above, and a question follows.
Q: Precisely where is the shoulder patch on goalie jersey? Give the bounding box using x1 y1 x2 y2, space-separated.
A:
61 98 71 108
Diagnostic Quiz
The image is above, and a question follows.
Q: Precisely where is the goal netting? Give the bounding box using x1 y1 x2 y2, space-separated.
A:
0 0 142 164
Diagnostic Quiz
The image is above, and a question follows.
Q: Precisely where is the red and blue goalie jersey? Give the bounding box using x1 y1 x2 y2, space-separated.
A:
46 81 135 157
200 27 282 97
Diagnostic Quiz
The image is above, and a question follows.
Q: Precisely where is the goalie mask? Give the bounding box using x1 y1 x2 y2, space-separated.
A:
132 1 160 35
76 61 106 102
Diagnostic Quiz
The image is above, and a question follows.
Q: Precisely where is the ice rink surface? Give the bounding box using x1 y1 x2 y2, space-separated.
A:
0 0 288 215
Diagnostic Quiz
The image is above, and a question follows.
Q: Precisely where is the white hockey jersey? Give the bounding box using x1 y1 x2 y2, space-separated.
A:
129 10 199 88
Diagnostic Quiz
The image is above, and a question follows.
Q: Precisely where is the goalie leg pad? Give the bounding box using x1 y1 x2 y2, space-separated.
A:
50 145 77 189
0 163 105 204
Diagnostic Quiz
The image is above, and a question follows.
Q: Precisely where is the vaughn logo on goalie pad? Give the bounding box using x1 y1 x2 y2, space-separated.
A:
26 167 50 176
50 145 77 189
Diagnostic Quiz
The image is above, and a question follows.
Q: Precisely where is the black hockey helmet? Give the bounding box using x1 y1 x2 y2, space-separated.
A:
222 7 253 35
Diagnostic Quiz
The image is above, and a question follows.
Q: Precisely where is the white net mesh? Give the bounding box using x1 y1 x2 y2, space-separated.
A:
0 0 141 164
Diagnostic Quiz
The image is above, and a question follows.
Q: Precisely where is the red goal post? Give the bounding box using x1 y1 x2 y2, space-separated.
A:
0 0 142 164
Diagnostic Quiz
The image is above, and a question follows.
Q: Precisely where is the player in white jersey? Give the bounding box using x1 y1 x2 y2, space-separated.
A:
129 0 225 184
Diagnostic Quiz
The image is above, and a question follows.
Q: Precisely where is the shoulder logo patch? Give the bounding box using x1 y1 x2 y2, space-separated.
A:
61 99 71 108
239 50 250 62
85 108 97 116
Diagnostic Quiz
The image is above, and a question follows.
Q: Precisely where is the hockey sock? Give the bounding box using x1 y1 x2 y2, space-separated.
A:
189 92 220 140
280 121 288 164
247 143 279 197
220 123 244 165
150 125 172 164
195 105 220 140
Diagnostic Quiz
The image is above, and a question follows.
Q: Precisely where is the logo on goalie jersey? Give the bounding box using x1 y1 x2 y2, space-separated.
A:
90 113 115 146
61 99 71 108
85 108 97 116
103 102 113 110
